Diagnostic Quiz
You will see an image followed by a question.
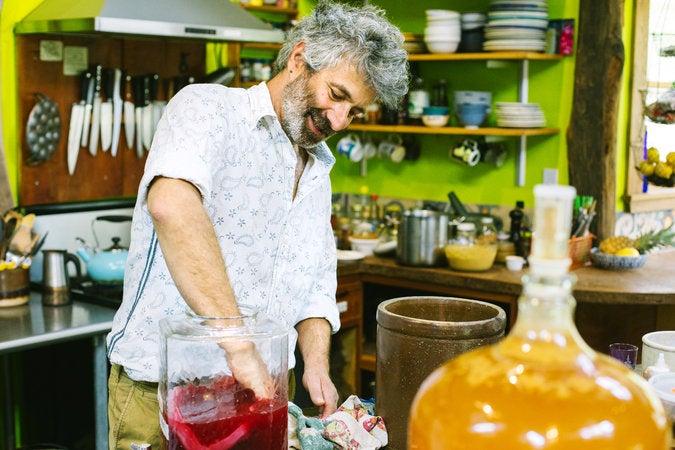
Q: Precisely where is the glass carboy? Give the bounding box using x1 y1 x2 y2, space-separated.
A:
159 307 288 450
409 184 670 449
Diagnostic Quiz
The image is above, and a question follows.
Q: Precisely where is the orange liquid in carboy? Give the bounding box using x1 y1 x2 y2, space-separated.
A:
409 331 671 450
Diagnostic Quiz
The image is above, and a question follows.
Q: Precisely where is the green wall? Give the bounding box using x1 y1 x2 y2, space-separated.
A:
326 0 580 209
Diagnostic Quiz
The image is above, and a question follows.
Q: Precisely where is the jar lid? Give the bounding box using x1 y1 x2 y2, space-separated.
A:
480 216 494 224
457 222 475 231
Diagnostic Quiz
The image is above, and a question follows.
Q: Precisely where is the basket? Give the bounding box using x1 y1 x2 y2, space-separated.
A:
568 234 594 270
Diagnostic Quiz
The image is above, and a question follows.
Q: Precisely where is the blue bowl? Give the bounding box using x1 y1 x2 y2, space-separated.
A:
457 103 487 127
423 106 450 116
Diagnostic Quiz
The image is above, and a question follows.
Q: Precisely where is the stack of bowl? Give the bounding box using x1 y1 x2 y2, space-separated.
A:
424 9 461 54
453 91 492 128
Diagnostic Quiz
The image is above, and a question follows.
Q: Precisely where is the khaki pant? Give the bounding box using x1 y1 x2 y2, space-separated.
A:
108 364 296 450
108 364 164 450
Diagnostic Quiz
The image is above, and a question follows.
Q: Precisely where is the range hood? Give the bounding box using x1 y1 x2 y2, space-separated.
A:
15 0 285 43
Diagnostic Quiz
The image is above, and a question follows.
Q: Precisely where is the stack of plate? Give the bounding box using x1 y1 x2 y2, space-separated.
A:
495 102 546 128
483 0 549 52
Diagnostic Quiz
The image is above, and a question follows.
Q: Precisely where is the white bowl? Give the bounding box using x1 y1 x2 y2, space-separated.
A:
425 28 461 39
425 39 460 54
422 114 449 127
426 9 460 20
505 255 525 271
643 331 675 371
349 237 381 256
648 373 675 421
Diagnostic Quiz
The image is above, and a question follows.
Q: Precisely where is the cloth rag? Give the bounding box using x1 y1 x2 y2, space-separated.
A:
288 395 387 450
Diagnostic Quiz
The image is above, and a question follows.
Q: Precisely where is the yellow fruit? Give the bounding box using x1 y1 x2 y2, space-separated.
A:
599 235 635 254
638 160 656 176
667 152 675 166
615 247 640 257
655 161 673 179
647 147 660 164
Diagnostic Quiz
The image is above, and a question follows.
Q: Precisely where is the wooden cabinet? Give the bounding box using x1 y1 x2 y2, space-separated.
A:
331 274 363 400
347 51 562 186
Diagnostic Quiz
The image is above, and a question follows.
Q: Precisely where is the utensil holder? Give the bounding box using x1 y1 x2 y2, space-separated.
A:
568 234 594 270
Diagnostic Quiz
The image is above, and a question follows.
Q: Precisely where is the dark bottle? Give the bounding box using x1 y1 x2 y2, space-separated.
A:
432 79 449 107
508 201 523 246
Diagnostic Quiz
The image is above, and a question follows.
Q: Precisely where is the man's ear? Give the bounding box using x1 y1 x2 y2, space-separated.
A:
288 41 307 74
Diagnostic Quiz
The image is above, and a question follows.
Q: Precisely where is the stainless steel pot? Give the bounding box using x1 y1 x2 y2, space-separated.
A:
397 210 448 266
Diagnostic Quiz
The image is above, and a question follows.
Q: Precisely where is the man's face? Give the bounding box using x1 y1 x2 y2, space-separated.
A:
280 64 375 148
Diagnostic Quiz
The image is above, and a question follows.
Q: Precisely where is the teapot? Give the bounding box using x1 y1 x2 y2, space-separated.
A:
76 215 131 285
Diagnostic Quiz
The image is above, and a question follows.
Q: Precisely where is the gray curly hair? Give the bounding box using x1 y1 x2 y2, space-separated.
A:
273 1 409 109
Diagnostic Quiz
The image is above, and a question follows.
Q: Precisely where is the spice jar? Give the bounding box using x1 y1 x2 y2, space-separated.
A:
159 307 288 449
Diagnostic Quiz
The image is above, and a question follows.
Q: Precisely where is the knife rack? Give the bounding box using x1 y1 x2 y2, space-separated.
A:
15 34 207 206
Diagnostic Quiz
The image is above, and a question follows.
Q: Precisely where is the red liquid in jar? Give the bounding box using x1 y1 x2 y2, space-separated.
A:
167 375 287 450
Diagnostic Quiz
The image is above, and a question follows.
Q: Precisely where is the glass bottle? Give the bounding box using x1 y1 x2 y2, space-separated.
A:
476 216 497 245
407 75 429 125
410 184 670 449
432 79 449 107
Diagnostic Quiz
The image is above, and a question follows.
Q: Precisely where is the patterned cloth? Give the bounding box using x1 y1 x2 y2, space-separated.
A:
107 82 340 382
288 396 388 450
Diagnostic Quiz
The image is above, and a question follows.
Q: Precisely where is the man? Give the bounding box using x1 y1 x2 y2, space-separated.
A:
106 1 409 448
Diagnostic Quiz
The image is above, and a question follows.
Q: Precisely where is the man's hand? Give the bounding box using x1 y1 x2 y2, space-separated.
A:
223 340 275 399
302 365 339 418
296 318 339 418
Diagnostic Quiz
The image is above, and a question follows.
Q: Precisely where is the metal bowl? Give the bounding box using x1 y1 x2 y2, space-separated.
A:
590 248 647 270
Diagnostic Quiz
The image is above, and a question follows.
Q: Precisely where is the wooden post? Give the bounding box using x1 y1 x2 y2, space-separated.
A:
567 0 625 239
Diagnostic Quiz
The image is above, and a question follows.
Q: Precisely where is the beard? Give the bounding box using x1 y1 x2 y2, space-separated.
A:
280 72 335 148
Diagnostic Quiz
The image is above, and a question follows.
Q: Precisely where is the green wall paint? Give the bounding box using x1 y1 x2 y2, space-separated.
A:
328 0 579 209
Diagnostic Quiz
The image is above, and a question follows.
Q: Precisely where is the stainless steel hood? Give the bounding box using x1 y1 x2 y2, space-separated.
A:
15 0 285 43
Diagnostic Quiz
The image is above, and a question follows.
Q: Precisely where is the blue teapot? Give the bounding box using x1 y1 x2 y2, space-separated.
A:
76 215 131 285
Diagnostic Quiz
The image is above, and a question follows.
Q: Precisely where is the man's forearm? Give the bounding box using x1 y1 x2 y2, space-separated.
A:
296 318 332 372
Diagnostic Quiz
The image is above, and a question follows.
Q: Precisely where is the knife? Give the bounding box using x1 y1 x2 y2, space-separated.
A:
80 69 95 147
67 71 91 175
133 76 145 158
123 74 135 151
110 69 123 157
88 64 103 155
100 68 114 152
141 75 153 151
149 73 165 140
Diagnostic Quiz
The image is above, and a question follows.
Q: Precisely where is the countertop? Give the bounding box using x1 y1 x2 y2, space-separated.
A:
338 250 675 305
0 290 116 354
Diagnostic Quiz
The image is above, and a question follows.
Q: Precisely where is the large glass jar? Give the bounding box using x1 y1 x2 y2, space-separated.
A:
159 307 288 450
410 185 670 449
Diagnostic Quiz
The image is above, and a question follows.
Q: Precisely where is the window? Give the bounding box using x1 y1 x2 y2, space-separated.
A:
625 0 675 212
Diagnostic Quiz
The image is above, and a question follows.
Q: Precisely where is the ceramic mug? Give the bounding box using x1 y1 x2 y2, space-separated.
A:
363 138 378 159
378 134 406 163
336 133 364 162
450 139 481 167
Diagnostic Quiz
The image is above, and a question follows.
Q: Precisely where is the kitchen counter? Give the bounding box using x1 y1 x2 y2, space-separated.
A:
0 291 115 450
338 250 675 358
338 249 675 305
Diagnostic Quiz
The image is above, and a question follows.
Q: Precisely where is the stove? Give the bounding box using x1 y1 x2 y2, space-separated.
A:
70 278 124 309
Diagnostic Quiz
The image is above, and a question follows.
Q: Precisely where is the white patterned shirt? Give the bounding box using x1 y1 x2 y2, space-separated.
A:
107 83 340 382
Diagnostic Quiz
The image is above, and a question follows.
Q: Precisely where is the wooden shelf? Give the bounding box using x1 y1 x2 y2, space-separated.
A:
241 42 282 51
407 51 563 62
348 123 560 137
240 4 298 16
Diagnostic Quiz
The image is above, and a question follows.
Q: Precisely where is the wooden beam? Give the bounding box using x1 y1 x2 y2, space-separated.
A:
567 0 625 239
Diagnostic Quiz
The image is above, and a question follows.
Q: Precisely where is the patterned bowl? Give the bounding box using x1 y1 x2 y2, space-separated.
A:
590 248 648 270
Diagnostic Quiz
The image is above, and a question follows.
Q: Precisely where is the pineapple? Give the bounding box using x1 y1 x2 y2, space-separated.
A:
599 225 675 255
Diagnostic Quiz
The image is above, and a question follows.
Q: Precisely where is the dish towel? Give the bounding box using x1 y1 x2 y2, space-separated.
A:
288 395 388 450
